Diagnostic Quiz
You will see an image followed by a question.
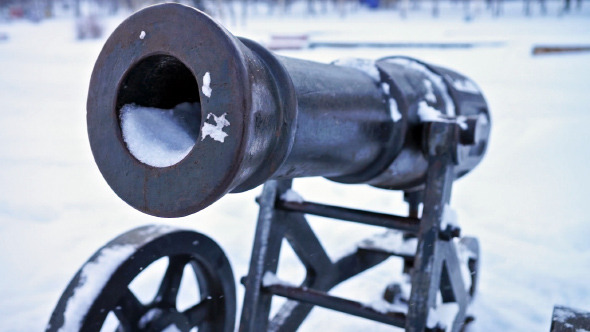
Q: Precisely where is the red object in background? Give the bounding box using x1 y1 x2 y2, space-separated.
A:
9 6 25 18
267 34 309 50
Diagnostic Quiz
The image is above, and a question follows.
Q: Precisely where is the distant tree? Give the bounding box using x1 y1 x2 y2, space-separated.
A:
463 0 475 21
488 0 502 15
524 0 546 15
398 0 409 18
562 0 582 12
432 0 439 17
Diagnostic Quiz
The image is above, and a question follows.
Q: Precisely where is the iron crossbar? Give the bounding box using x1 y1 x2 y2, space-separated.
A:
239 122 475 332
265 282 407 327
277 200 421 234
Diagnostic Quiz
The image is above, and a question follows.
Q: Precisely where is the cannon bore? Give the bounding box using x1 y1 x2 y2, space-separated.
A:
87 3 490 217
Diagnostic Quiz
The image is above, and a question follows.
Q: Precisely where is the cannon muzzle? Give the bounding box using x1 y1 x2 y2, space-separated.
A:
88 3 490 217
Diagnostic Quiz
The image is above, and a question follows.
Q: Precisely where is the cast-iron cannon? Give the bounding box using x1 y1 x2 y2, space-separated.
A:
48 3 490 332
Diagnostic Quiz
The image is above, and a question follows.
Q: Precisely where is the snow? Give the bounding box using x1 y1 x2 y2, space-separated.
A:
201 113 230 143
271 300 299 327
387 57 456 116
162 324 182 332
120 102 200 167
59 244 135 331
427 302 460 332
389 97 402 122
423 79 438 103
417 100 444 121
262 271 295 287
553 306 576 322
202 71 212 98
381 82 390 95
418 101 467 129
382 82 403 122
358 230 417 256
139 30 145 40
280 189 305 203
441 204 459 230
450 77 480 94
332 57 380 82
366 298 407 315
1 2 590 332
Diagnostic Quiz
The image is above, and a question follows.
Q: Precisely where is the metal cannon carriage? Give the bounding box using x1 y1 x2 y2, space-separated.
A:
46 4 491 331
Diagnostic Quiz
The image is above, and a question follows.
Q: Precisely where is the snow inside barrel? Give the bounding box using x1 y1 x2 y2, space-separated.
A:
87 3 491 218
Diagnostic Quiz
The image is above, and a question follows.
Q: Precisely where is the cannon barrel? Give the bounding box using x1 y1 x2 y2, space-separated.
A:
88 3 490 218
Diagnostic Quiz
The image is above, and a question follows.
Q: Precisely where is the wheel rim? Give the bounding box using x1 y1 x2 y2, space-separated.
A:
47 225 235 332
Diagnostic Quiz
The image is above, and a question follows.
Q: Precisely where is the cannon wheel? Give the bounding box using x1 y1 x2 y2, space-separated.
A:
46 225 235 332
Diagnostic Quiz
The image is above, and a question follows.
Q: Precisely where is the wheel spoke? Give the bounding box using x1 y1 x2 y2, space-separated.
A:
114 288 145 330
155 255 190 307
184 298 213 326
47 227 235 332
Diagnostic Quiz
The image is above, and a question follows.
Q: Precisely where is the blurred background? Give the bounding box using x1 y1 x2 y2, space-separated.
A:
0 0 589 331
0 0 587 23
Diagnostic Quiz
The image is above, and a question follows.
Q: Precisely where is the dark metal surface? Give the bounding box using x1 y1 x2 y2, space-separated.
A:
239 180 290 332
239 179 397 332
406 122 472 332
278 199 420 233
78 4 490 331
551 306 590 331
266 283 407 327
46 225 236 332
238 121 479 332
366 57 490 190
460 236 480 298
87 3 490 217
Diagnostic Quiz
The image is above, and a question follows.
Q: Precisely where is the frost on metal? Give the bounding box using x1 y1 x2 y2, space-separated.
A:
417 101 467 130
450 77 480 94
386 58 456 116
120 102 200 167
357 230 417 256
332 57 380 82
280 189 304 203
554 307 577 322
271 300 298 328
201 72 212 98
59 245 136 332
417 101 443 122
136 224 175 243
389 98 402 122
201 113 230 143
381 82 403 123
381 82 390 95
552 306 590 332
423 79 437 103
334 60 404 122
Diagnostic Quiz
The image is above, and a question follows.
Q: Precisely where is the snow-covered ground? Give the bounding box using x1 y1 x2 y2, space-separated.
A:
1 1 589 331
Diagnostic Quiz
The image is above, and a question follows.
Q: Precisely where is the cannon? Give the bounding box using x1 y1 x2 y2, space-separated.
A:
48 3 490 332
